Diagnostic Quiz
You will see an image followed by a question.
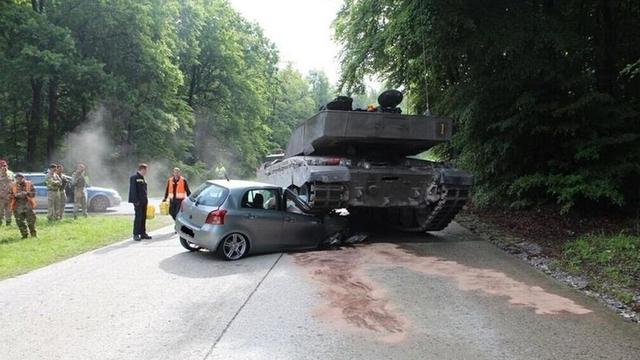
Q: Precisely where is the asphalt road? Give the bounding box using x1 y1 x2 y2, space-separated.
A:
104 197 163 215
1 223 639 360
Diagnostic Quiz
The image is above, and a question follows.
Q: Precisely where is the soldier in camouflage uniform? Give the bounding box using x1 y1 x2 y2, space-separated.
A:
0 160 14 226
71 163 89 219
45 164 63 221
56 164 70 220
10 173 36 238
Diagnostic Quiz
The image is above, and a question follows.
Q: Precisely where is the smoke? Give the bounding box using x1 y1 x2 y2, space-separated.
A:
54 105 174 197
53 104 247 199
54 106 121 189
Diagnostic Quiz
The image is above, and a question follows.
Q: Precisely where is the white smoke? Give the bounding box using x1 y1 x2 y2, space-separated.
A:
55 105 120 189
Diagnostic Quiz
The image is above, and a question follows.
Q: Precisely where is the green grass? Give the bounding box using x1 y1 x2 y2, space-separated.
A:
562 233 640 304
0 215 173 279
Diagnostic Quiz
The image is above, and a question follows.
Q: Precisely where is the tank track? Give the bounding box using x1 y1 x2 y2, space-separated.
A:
421 185 470 231
305 181 470 233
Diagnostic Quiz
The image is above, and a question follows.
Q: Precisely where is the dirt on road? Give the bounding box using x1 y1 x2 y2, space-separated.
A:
293 243 592 343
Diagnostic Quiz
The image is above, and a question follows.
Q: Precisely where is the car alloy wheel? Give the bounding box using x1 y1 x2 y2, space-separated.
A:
220 233 248 261
179 237 201 252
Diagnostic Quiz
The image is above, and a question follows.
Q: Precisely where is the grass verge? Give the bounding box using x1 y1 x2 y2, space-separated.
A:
0 215 173 279
562 233 639 305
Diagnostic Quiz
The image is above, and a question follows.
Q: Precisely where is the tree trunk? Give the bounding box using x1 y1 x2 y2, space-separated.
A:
27 78 43 167
31 0 44 13
81 101 88 123
47 79 58 163
597 0 617 95
187 65 198 107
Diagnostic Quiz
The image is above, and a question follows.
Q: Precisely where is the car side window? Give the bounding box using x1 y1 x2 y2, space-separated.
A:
286 199 305 215
241 189 279 211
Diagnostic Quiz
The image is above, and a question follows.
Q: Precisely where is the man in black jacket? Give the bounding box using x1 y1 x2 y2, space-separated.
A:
129 163 151 241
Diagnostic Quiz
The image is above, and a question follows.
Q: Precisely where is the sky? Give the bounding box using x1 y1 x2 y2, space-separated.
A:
229 0 344 85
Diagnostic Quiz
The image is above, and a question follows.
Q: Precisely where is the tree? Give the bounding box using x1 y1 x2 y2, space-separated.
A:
334 0 640 211
307 70 334 111
268 64 316 150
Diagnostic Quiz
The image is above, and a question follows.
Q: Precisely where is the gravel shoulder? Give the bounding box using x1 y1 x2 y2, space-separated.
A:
456 210 640 323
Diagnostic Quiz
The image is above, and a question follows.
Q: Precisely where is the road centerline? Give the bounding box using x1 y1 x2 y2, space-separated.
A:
203 252 284 360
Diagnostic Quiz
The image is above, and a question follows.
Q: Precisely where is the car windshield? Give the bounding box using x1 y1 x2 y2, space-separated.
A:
190 183 228 207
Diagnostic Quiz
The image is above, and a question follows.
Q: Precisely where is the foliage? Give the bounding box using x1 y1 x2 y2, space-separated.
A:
267 64 317 151
307 70 334 111
334 0 640 211
0 215 172 279
0 0 332 178
562 233 639 303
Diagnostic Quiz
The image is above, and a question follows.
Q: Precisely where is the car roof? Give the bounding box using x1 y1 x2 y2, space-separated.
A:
207 179 279 190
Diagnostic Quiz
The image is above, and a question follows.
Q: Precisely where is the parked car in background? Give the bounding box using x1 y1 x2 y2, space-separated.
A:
22 173 122 212
176 179 326 260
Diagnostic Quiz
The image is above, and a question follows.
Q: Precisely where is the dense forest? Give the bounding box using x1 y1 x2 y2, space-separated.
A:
1 0 639 211
0 0 334 181
335 0 640 212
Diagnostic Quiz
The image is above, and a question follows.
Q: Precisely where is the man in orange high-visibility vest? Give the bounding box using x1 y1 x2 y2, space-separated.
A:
162 167 191 220
10 173 37 238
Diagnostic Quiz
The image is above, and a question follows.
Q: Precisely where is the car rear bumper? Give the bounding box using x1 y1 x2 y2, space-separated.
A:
175 213 226 250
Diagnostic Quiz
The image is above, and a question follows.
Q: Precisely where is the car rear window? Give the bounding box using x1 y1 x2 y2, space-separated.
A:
190 183 228 207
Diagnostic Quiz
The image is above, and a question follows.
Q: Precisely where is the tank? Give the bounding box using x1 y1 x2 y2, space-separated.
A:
257 91 473 232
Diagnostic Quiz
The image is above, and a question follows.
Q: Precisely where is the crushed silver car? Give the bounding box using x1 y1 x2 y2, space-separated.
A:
175 180 329 260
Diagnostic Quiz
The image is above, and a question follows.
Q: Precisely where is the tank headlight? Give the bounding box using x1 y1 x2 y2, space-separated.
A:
362 161 371 169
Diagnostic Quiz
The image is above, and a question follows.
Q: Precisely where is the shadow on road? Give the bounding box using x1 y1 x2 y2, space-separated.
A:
159 250 261 279
352 223 482 245
93 229 176 255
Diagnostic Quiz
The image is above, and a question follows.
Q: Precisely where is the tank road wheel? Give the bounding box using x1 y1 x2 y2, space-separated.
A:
387 207 430 233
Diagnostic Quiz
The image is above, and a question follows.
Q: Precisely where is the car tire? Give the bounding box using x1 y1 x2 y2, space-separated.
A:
89 195 109 212
179 237 201 252
218 233 249 261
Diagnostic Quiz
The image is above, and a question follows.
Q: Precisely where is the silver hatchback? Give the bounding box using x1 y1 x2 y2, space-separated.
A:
175 180 325 260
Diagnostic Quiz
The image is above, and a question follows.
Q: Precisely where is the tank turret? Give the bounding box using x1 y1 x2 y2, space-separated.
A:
258 91 473 232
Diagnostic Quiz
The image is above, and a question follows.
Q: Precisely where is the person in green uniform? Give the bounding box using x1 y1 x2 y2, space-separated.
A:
10 173 37 238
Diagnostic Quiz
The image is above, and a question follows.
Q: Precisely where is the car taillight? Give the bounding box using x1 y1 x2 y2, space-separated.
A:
205 209 227 225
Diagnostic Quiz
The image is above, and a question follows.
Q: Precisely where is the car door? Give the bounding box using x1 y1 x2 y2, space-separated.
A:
238 188 284 252
282 189 324 249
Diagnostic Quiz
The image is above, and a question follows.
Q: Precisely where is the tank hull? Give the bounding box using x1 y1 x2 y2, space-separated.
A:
258 156 473 231
258 109 473 232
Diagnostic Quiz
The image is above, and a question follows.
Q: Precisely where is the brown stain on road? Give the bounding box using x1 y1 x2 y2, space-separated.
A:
294 248 409 343
293 243 592 342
